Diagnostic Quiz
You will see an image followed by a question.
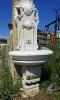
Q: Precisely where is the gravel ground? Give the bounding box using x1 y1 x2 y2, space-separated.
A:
15 92 53 100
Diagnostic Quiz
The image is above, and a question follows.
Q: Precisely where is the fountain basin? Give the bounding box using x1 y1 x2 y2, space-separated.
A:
9 50 53 65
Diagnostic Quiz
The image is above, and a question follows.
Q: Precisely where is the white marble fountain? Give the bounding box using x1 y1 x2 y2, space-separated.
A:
9 0 53 96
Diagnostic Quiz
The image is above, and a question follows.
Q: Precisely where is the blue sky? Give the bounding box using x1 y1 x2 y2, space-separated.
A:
0 0 60 38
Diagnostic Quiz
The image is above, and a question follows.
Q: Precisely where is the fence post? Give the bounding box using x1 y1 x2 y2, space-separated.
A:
58 33 60 47
50 32 54 48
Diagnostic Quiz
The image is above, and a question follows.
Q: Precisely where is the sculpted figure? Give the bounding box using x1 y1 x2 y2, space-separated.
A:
13 0 39 50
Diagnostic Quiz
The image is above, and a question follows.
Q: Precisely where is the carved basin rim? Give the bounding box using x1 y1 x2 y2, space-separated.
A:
9 50 53 56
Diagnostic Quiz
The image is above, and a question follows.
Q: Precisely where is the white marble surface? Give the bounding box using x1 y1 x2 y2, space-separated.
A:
9 50 53 65
13 0 39 51
9 50 53 56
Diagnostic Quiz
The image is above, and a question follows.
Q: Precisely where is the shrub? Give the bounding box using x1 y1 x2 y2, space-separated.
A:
0 49 22 100
40 48 60 90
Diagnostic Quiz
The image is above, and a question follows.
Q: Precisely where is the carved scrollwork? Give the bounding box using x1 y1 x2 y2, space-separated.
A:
24 10 33 16
16 15 23 21
22 25 33 30
20 7 24 11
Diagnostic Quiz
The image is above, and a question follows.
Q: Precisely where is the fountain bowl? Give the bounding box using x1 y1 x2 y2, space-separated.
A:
9 50 53 65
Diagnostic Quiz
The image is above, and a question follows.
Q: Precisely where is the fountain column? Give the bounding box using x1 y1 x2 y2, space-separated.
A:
9 0 53 97
13 0 41 95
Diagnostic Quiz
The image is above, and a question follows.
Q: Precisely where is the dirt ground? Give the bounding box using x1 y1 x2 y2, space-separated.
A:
15 92 54 100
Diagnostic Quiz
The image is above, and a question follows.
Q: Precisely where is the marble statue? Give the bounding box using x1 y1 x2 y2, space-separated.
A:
14 0 39 51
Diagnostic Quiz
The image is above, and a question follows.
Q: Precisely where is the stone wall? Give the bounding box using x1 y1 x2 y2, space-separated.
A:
13 21 18 50
12 0 19 50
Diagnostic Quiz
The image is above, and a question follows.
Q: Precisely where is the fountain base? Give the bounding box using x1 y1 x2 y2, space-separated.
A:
9 50 53 96
22 84 39 97
21 65 41 96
